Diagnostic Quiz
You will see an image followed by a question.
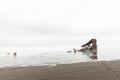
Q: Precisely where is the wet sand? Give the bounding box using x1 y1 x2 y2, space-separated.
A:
0 61 120 80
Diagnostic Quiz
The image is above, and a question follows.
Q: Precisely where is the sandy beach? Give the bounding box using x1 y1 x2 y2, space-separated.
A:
0 61 120 80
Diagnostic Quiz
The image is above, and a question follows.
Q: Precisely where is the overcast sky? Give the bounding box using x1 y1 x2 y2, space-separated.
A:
0 0 120 47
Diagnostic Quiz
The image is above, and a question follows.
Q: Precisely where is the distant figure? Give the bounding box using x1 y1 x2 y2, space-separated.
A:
81 38 97 50
73 48 77 53
13 52 17 57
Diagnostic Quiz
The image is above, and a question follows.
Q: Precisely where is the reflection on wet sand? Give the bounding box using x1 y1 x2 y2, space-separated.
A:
81 50 97 60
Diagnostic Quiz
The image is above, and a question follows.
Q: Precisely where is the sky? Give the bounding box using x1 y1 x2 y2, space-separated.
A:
0 0 120 48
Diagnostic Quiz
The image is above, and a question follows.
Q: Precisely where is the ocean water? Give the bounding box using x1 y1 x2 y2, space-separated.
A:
0 46 119 68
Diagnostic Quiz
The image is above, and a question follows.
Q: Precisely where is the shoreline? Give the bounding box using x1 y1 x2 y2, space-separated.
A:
0 59 119 68
0 60 120 80
1 59 120 69
0 60 104 68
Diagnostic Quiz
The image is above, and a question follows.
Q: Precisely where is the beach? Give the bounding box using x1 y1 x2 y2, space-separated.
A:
0 60 120 80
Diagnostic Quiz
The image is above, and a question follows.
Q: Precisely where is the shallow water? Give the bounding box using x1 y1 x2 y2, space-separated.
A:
0 46 119 67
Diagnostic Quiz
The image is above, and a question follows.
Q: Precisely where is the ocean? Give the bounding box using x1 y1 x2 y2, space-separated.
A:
0 46 119 68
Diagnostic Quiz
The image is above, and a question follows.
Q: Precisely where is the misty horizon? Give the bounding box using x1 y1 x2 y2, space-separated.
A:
0 0 120 47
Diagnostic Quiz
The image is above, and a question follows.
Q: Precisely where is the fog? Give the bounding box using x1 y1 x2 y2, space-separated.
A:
0 0 120 48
